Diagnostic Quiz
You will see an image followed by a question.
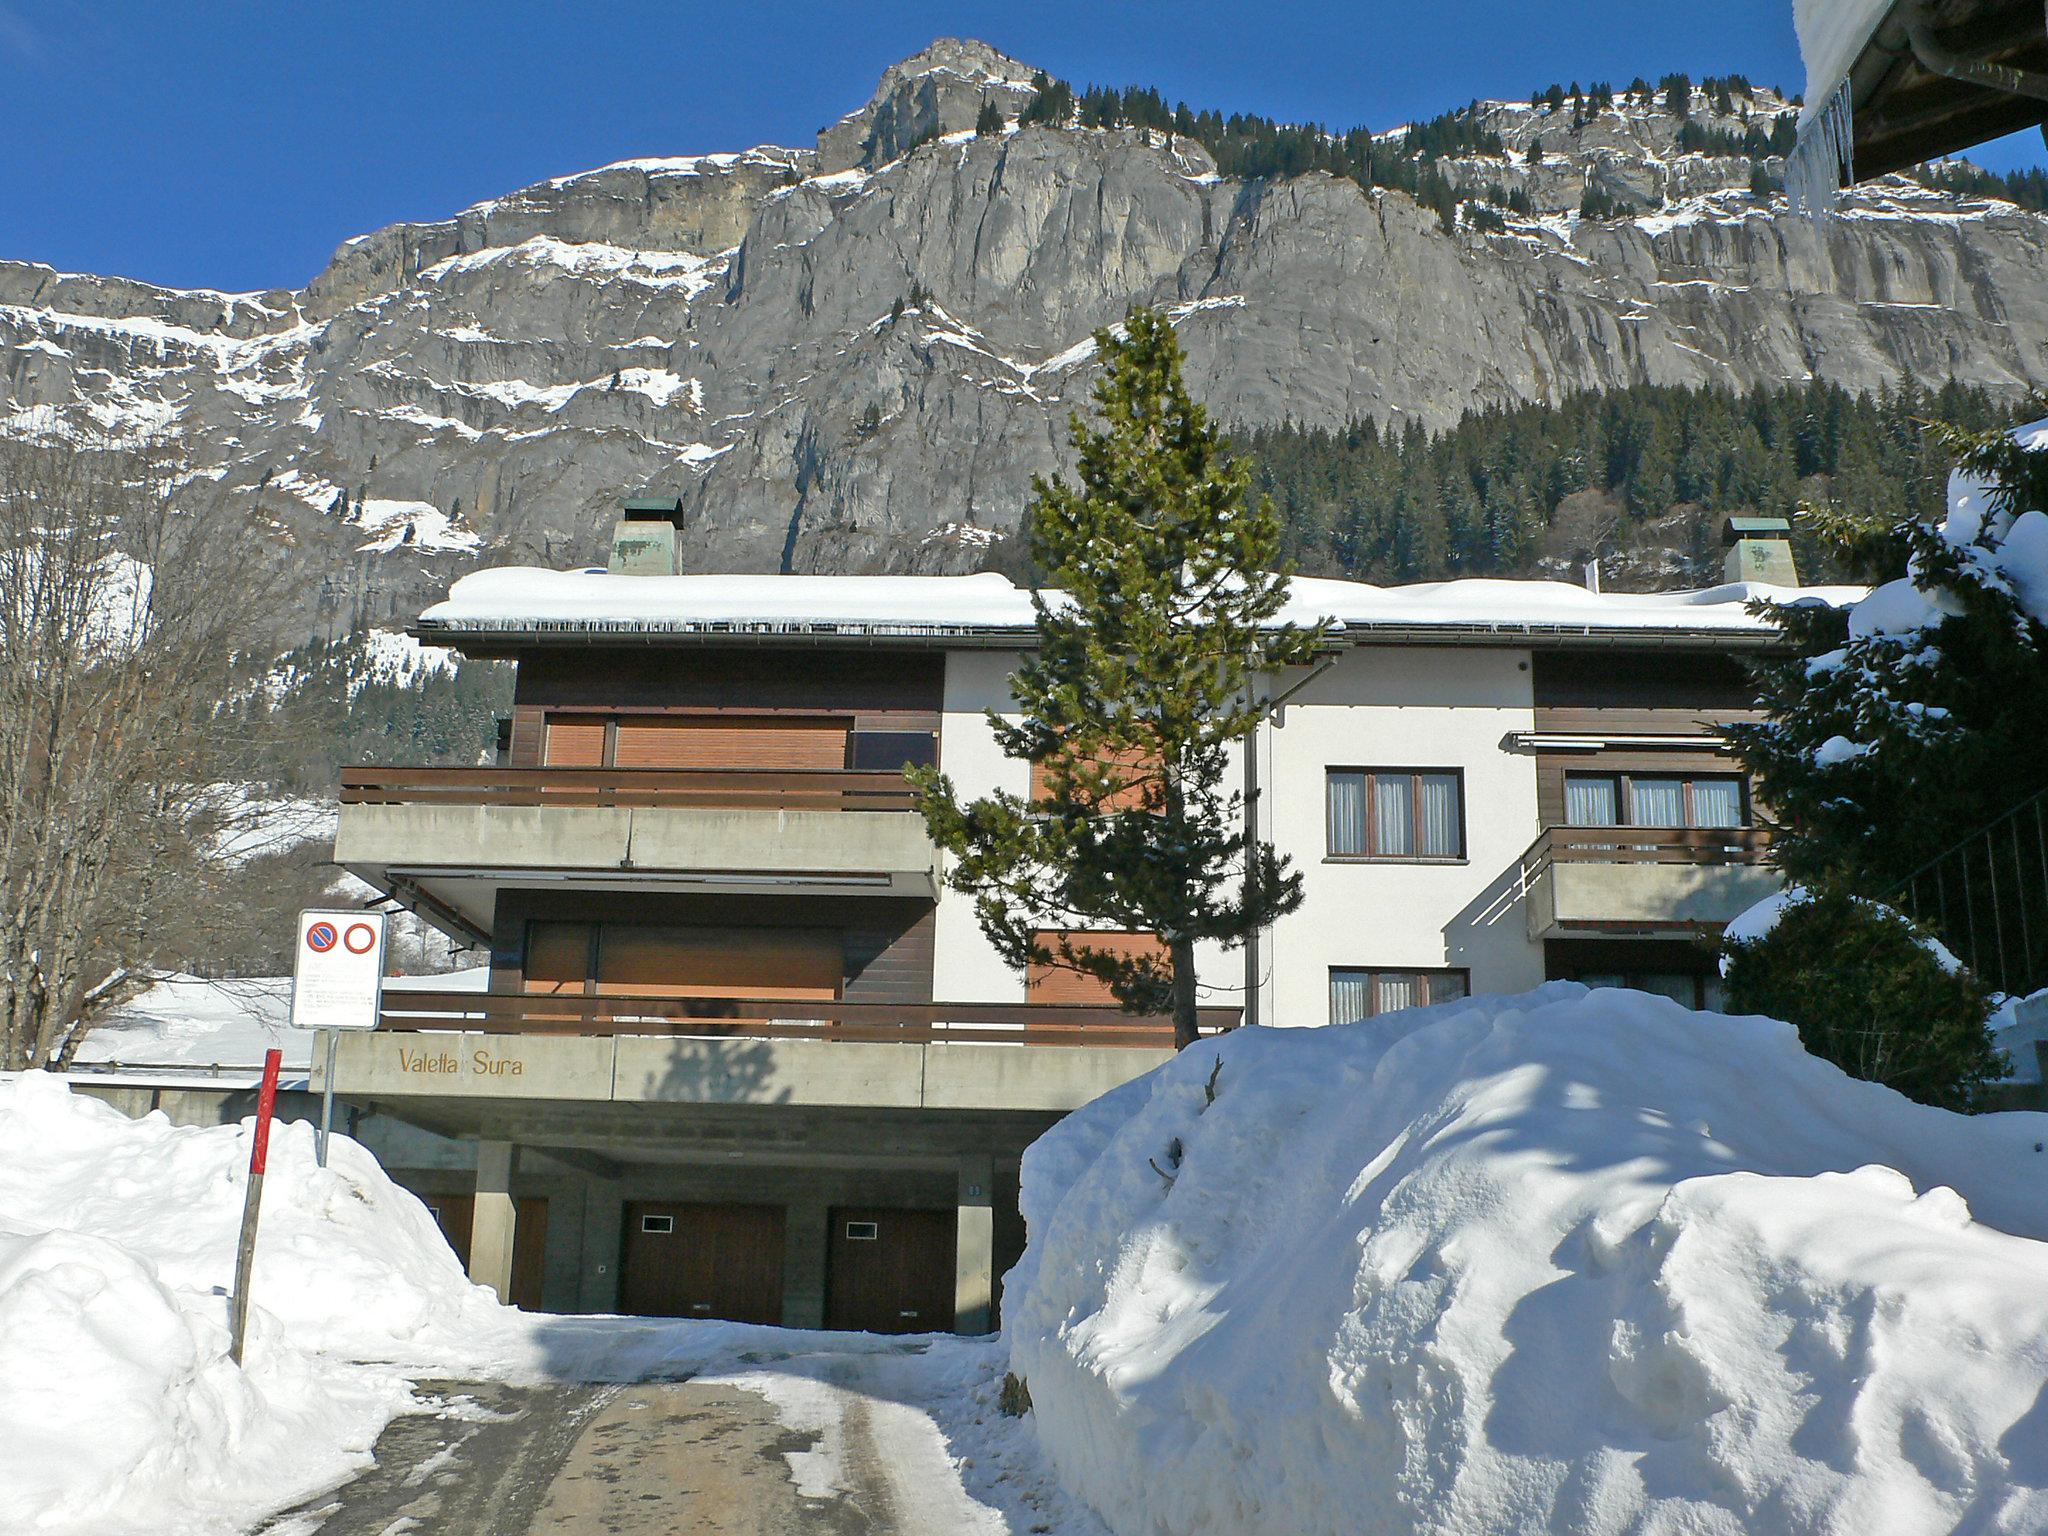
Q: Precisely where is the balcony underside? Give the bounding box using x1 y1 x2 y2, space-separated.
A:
336 800 938 940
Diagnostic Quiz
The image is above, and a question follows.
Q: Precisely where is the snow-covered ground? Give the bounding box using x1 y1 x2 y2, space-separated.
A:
1007 982 2048 1536
0 1073 1081 1535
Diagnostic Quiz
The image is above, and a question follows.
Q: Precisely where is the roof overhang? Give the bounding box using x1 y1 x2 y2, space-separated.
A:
1799 0 2048 190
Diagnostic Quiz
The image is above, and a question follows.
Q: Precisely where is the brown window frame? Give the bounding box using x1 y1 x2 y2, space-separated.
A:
1325 767 1467 863
1562 770 1750 829
1327 966 1471 1023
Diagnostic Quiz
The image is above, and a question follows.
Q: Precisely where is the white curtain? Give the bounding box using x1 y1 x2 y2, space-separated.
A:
1565 774 1619 826
1327 772 1367 855
1690 777 1743 828
1419 773 1461 856
1329 969 1372 1025
1376 972 1420 1013
1374 773 1415 856
1630 778 1686 827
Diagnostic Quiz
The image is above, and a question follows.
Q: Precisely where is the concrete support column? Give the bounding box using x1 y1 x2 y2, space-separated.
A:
783 1198 830 1330
469 1140 518 1301
955 1153 995 1336
578 1179 623 1314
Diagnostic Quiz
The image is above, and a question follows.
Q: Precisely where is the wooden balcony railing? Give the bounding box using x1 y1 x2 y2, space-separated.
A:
340 765 919 813
376 990 1240 1048
1521 824 1774 878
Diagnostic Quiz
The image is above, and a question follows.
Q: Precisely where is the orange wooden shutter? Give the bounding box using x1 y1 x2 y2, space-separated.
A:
612 716 850 770
1031 747 1157 812
544 717 607 767
1027 930 1168 1004
595 926 841 1000
523 923 593 994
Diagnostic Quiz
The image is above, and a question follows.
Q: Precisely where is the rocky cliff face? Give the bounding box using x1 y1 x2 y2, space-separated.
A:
6 38 2048 633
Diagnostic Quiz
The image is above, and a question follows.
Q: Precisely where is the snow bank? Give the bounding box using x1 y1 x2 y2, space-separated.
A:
0 1073 508 1535
1007 984 2048 1536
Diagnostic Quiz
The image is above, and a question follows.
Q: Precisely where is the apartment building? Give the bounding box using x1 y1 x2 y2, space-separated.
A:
325 503 1831 1332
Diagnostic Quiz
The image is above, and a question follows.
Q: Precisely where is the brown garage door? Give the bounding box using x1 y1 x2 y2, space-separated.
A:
421 1194 550 1312
826 1207 956 1334
619 1201 786 1324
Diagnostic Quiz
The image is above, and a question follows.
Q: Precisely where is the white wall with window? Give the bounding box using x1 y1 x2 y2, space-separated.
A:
1328 966 1470 1023
1260 645 1545 1029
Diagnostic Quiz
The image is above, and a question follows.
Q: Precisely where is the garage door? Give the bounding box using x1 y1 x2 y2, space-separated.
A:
618 1201 786 1324
421 1194 550 1312
825 1206 955 1334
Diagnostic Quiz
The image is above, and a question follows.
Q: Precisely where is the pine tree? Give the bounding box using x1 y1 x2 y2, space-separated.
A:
910 308 1329 1048
975 99 1005 137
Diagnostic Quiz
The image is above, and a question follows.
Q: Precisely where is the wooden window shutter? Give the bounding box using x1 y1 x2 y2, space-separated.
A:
1026 930 1169 1005
612 716 850 771
544 717 607 767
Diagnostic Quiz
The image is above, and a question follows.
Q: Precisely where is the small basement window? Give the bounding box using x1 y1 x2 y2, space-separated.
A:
640 1214 675 1235
844 1220 880 1241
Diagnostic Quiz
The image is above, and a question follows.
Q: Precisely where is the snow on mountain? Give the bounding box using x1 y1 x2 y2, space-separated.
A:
1008 982 2048 1535
4 40 2047 639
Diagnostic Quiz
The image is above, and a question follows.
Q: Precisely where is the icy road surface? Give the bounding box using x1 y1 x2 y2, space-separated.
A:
259 1335 1099 1536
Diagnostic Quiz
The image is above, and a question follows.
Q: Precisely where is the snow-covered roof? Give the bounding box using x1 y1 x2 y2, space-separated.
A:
415 566 1859 649
1796 0 1894 124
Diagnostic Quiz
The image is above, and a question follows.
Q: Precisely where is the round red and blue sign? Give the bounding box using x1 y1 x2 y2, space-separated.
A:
306 921 339 953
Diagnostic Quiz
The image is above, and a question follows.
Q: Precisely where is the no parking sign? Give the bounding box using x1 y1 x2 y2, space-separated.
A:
291 909 387 1032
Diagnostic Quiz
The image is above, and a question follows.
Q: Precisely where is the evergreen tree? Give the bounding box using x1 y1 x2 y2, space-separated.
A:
912 308 1328 1048
1728 409 2048 893
975 99 1005 137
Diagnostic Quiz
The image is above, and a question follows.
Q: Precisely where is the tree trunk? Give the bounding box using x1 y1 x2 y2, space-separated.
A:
1170 934 1199 1051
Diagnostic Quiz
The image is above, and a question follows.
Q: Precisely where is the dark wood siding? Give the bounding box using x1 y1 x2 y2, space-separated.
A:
1532 650 1755 712
1531 649 1763 826
612 715 851 770
491 891 935 1003
514 647 942 723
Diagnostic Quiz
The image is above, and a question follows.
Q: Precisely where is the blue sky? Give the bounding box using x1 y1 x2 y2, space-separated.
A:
4 0 2043 293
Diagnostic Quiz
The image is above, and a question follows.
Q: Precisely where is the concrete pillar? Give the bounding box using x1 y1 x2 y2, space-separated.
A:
577 1179 624 1313
783 1197 830 1330
540 1178 587 1313
469 1140 518 1301
955 1154 995 1335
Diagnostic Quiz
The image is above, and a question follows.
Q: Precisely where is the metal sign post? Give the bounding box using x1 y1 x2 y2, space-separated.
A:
229 1046 283 1366
289 908 388 1168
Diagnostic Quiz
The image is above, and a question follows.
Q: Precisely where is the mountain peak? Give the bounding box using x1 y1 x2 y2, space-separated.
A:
818 38 1043 172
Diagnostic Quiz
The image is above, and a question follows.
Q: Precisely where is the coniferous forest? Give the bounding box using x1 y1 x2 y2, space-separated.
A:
1234 380 2023 586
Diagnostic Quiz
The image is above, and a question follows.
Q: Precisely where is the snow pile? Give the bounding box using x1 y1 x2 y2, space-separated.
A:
1007 984 2048 1536
0 1073 510 1534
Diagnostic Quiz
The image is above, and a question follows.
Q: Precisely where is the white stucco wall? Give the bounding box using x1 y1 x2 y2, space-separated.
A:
1258 645 1544 1027
933 650 1032 1003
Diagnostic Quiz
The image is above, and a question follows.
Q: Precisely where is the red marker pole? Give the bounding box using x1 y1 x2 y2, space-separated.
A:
228 1047 284 1366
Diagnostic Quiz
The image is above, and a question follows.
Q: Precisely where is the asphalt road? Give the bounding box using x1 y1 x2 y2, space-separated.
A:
261 1369 965 1535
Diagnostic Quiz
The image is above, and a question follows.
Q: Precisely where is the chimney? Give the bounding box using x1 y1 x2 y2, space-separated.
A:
1721 516 1798 586
608 496 686 575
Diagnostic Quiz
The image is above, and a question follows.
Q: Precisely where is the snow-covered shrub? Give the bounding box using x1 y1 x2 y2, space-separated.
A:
1722 887 2003 1109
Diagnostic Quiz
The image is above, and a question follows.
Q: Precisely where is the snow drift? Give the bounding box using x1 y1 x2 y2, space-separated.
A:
1007 984 2048 1536
0 1072 507 1535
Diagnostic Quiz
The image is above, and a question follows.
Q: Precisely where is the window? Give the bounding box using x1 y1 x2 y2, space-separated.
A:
1329 968 1470 1023
1327 770 1464 859
640 1214 675 1235
1563 772 1748 829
